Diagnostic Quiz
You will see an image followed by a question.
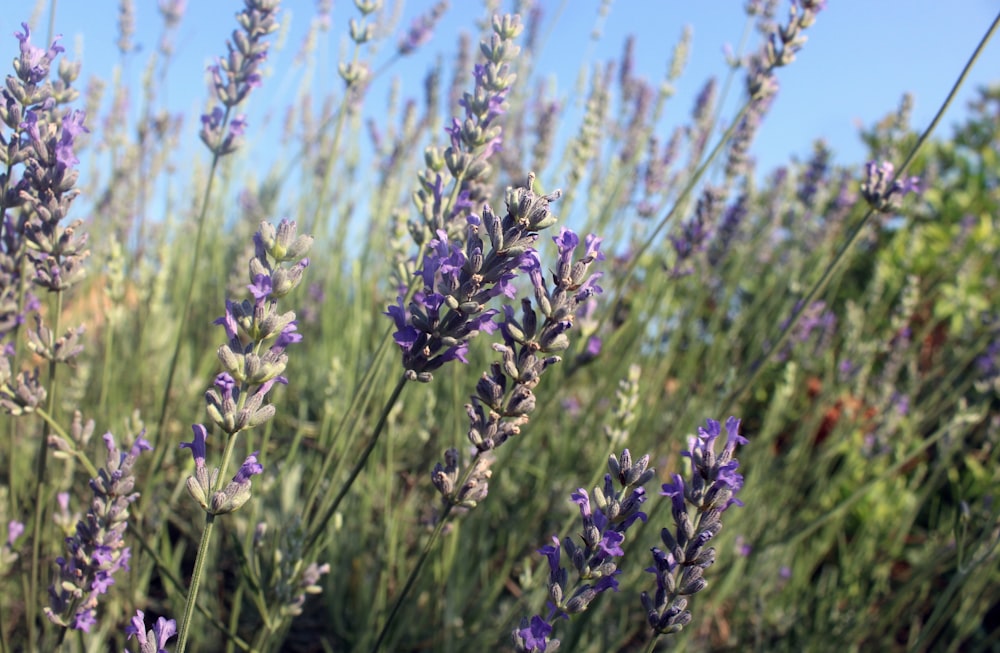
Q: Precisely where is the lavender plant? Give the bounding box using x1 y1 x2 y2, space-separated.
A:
44 432 151 634
1 2 999 651
125 610 177 653
642 418 747 641
173 218 311 653
513 449 654 652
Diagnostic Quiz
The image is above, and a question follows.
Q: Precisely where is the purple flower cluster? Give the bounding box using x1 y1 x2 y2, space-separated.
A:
860 160 920 212
181 424 264 515
1 23 86 365
670 185 722 276
1 520 25 571
466 226 604 450
199 0 280 155
432 224 605 512
745 0 825 102
411 14 523 240
798 139 832 207
513 450 654 652
397 1 448 56
387 178 559 382
512 418 747 649
707 191 748 266
125 609 177 653
181 220 311 514
642 417 748 635
44 433 152 632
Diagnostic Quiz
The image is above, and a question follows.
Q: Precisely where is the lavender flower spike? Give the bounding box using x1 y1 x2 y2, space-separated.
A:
1 520 25 573
388 178 561 382
641 417 748 636
514 450 653 651
182 219 310 515
398 1 448 56
44 433 152 632
210 452 264 514
126 609 177 653
199 0 281 155
860 160 920 212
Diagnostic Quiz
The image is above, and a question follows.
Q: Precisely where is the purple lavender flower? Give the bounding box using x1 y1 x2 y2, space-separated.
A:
773 300 837 361
798 139 831 207
433 222 606 527
514 615 555 652
411 15 523 239
1 520 25 572
299 281 326 324
208 452 264 514
976 338 999 384
745 0 824 100
513 450 653 651
398 1 448 56
707 192 748 266
17 107 91 294
199 0 280 155
389 179 559 382
860 160 921 212
125 609 177 653
6 520 24 546
13 23 64 85
671 186 721 276
44 433 152 631
641 417 748 636
182 220 310 514
1 21 87 399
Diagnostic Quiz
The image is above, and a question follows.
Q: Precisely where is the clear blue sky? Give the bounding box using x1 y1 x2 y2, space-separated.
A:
4 1 999 185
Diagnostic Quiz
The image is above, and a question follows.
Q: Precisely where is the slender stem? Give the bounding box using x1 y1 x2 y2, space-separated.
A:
150 132 226 476
305 43 358 238
370 507 453 652
98 293 115 417
301 322 393 519
305 374 408 554
175 513 217 653
0 591 7 653
126 522 252 650
31 407 98 478
27 289 62 648
175 380 257 652
225 584 245 653
371 442 502 651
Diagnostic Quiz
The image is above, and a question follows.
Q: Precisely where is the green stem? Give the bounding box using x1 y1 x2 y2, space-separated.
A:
370 506 453 652
32 407 98 478
150 128 226 476
305 44 359 238
27 289 62 649
175 513 217 653
300 322 393 519
98 292 115 417
304 374 408 555
126 522 251 650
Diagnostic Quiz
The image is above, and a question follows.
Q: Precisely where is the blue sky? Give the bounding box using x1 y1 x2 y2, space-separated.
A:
4 1 1000 187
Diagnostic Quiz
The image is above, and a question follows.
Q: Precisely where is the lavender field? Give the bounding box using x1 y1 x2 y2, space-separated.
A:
1 1 999 651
